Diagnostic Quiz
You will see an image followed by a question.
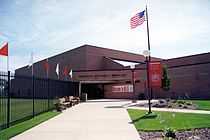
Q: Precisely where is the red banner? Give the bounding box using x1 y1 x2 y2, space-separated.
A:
149 62 162 87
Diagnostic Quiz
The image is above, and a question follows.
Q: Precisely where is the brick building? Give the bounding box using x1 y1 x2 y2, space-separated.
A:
15 45 210 99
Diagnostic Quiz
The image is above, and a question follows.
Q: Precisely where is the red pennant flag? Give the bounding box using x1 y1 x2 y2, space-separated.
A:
0 42 8 56
63 66 69 76
134 71 137 82
43 59 49 72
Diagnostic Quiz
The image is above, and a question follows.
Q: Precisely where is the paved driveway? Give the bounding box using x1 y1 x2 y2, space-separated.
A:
12 99 140 140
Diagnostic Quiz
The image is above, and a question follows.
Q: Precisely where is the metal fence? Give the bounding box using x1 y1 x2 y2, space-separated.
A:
0 71 79 130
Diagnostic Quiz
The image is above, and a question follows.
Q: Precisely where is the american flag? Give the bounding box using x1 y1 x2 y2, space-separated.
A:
130 10 145 29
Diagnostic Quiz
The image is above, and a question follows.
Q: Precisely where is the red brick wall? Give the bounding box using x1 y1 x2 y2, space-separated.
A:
153 63 210 99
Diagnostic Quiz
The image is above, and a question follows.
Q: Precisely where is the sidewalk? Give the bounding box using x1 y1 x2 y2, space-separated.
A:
11 99 140 140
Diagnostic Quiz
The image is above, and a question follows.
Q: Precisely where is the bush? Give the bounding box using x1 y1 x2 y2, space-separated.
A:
177 100 185 104
164 128 176 138
186 102 192 106
161 65 171 91
168 105 172 108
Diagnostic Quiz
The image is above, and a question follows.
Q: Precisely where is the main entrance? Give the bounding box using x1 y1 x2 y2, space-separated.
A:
81 84 104 99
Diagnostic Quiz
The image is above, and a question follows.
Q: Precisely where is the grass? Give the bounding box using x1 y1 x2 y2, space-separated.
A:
0 111 60 140
0 98 57 128
127 109 210 131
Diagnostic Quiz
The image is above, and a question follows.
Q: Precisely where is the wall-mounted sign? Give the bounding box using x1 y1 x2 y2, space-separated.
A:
149 62 162 87
112 85 133 93
75 70 130 81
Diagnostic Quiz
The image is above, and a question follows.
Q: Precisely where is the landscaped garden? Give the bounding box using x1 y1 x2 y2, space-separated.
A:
135 99 210 111
127 109 210 140
184 100 210 110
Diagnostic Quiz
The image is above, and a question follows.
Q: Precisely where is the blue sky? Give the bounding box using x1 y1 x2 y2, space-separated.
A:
0 0 210 71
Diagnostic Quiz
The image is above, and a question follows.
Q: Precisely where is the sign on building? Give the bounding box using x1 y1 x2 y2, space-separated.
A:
112 85 133 93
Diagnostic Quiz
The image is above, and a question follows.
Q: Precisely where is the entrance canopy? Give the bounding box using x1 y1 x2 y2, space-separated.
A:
80 80 117 84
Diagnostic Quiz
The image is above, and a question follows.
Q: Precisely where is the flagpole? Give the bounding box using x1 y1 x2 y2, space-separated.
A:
145 4 152 114
146 5 151 52
46 58 49 79
30 52 35 117
7 43 9 72
7 52 9 72
46 58 50 111
31 52 34 77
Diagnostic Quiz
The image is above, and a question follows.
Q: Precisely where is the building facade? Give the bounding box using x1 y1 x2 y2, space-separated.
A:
15 45 210 99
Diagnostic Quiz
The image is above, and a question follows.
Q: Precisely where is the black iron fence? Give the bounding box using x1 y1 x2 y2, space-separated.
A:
0 71 79 130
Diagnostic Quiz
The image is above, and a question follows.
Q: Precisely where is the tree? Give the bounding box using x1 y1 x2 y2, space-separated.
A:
161 65 170 91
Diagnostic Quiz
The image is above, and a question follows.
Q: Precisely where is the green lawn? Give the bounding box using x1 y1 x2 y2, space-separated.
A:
0 98 57 128
0 111 60 140
127 109 210 131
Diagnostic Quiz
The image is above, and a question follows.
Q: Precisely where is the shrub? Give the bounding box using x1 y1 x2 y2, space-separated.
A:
177 100 185 104
168 105 172 108
164 128 176 138
186 102 192 106
161 65 171 91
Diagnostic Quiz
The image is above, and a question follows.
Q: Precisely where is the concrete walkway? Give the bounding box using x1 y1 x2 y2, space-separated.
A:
12 99 140 140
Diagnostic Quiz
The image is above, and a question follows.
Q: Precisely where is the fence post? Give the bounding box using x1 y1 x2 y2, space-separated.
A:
7 71 10 128
47 78 50 111
32 76 35 117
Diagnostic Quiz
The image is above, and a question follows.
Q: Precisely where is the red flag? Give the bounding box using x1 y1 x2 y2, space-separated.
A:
134 71 137 82
63 66 69 76
0 42 8 56
43 59 49 72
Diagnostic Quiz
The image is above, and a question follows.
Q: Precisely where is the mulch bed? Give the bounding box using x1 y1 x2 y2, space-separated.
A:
135 99 197 110
139 128 210 140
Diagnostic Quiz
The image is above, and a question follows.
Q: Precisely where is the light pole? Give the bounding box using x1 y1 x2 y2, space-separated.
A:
130 64 136 103
143 50 152 114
